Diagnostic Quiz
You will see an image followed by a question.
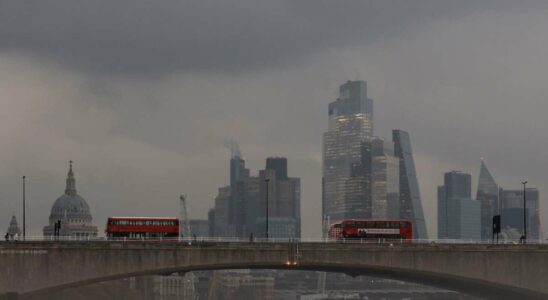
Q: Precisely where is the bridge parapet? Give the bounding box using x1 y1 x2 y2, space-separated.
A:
1 241 548 299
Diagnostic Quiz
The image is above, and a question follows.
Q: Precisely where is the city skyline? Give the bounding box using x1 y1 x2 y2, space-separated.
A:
2 1 548 240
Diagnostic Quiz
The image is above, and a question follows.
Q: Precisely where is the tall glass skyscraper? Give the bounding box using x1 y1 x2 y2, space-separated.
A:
322 81 373 223
392 130 428 239
229 154 250 237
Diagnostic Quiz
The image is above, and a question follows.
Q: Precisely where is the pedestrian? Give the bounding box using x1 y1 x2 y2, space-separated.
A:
4 232 8 242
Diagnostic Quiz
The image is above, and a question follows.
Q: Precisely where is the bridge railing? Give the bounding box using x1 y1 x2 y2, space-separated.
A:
1 236 545 245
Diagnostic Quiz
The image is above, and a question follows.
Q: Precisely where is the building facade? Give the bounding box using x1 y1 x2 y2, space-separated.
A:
322 80 373 223
476 160 500 240
209 154 301 239
393 130 428 239
43 162 98 238
189 219 209 238
256 158 301 238
211 186 230 237
370 137 400 219
438 171 480 240
500 188 540 241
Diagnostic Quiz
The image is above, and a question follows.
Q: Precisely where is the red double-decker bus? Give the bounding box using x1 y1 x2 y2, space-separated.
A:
329 219 412 240
328 221 343 240
105 217 179 239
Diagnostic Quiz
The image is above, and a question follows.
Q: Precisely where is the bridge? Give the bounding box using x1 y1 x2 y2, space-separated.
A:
1 240 548 300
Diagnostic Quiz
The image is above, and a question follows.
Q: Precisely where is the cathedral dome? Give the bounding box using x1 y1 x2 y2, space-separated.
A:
44 162 97 240
48 161 93 223
49 193 92 222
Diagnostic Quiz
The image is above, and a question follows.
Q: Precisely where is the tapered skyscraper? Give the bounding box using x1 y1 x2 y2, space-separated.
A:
477 160 499 240
393 130 428 239
322 80 373 223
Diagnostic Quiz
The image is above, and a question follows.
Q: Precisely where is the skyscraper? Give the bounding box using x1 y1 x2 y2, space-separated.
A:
370 137 400 219
256 158 301 238
392 130 428 239
323 80 373 223
229 154 250 237
437 171 480 240
210 153 300 239
476 160 499 240
211 186 230 237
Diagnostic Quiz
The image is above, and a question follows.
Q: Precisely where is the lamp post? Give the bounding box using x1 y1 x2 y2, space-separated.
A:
22 175 26 240
265 178 270 240
522 181 528 244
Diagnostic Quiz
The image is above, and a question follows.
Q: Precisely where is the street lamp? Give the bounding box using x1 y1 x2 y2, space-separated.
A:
522 181 528 244
22 176 26 241
265 178 270 240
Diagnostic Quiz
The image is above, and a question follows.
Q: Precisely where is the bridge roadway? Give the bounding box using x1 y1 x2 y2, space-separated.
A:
1 240 548 299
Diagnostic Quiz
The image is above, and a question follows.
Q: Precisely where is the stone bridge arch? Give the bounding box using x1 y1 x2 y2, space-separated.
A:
1 241 548 300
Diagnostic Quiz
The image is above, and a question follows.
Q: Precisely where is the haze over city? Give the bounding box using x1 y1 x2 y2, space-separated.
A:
2 0 548 240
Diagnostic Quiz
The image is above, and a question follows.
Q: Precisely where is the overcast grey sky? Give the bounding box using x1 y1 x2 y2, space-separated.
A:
1 0 548 238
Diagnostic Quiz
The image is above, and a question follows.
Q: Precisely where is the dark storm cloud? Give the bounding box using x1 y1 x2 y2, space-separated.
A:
2 0 548 239
0 0 507 76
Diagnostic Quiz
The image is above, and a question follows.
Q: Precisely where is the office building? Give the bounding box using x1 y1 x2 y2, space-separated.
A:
210 186 230 237
256 158 301 238
370 137 400 219
229 153 250 237
322 80 373 223
209 153 300 239
189 219 209 238
393 130 428 239
438 171 480 240
500 188 540 241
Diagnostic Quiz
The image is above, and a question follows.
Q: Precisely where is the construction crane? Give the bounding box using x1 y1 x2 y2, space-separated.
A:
180 194 191 238
179 194 197 299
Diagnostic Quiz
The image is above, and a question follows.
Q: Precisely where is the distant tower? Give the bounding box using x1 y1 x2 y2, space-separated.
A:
323 80 373 223
438 171 480 240
228 141 250 237
393 130 428 239
6 215 21 238
179 195 191 238
477 159 499 240
370 137 400 220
